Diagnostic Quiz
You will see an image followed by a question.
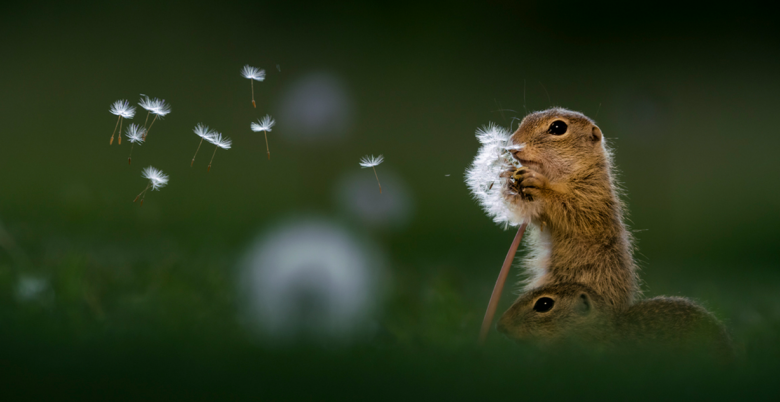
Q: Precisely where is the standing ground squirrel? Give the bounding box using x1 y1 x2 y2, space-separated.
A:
501 108 638 308
496 283 732 356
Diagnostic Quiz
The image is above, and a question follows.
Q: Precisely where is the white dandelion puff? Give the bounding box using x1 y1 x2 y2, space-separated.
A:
250 115 275 160
134 166 168 206
124 123 146 165
142 98 170 141
190 123 215 167
242 65 266 108
359 155 384 194
465 122 525 228
108 100 135 145
206 131 231 172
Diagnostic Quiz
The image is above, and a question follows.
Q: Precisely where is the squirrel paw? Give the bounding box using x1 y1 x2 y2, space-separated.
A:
510 166 549 200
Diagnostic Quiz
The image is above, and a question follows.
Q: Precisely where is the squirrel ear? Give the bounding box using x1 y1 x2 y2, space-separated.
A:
575 293 592 315
590 126 602 142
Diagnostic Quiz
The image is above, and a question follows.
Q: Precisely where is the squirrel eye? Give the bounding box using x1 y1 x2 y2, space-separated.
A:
547 120 568 135
533 297 555 312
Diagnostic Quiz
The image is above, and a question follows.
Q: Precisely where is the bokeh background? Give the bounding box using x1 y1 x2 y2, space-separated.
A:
1 1 779 400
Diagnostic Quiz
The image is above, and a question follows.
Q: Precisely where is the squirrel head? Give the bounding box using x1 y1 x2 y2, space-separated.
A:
497 282 611 343
508 108 605 181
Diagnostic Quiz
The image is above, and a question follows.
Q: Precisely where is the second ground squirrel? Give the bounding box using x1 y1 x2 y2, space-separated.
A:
496 283 732 356
501 108 639 308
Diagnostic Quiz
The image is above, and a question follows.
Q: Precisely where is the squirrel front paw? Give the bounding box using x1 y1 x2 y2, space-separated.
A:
506 166 549 201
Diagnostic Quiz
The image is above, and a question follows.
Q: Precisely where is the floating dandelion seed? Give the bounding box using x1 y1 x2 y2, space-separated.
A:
109 100 135 145
191 123 215 167
359 155 384 194
250 115 275 160
242 65 266 108
464 122 529 344
138 95 155 128
142 97 170 141
124 123 146 165
206 132 232 172
133 166 168 206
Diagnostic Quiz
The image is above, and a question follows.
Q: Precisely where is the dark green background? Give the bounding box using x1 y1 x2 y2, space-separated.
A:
1 1 779 400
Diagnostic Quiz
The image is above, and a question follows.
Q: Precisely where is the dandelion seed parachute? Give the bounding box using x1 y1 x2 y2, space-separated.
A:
251 115 275 160
250 115 275 133
359 154 384 193
142 166 169 190
207 132 232 150
359 155 384 168
242 65 266 108
142 98 171 140
124 123 146 165
206 132 231 171
191 123 214 167
134 166 168 205
109 100 135 145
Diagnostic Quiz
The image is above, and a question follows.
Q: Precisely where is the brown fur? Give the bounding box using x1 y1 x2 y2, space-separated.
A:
497 283 733 356
502 108 639 309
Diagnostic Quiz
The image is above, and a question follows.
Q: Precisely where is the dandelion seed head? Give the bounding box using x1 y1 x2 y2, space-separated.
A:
208 132 232 150
110 100 135 119
193 123 214 140
251 115 276 132
359 154 384 168
125 123 146 144
465 122 526 227
242 65 266 81
142 166 169 191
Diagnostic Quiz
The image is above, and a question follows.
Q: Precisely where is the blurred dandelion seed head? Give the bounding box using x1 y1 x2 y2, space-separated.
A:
278 72 354 142
335 169 414 230
15 275 48 302
239 218 386 343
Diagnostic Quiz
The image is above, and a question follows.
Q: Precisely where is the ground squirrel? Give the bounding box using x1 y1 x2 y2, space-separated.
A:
496 283 732 355
500 108 638 308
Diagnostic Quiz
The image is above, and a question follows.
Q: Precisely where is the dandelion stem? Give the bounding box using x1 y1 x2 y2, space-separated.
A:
372 166 382 194
144 115 158 141
264 131 270 160
128 143 135 165
208 146 218 172
118 117 123 145
110 115 120 145
251 79 256 108
479 222 528 345
134 183 150 203
191 137 205 167
143 111 150 128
